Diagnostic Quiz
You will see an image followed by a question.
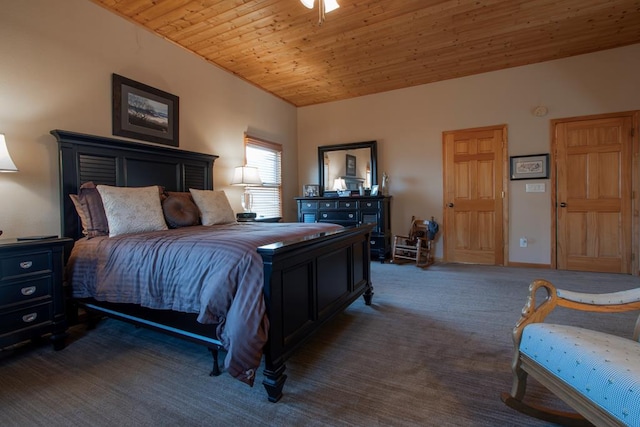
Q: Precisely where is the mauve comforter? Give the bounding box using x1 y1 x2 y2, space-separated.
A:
66 222 342 385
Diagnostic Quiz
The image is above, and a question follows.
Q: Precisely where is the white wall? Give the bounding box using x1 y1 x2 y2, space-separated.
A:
0 0 298 239
298 44 640 265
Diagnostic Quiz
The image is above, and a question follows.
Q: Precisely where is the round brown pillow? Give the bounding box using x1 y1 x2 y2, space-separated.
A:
162 194 200 228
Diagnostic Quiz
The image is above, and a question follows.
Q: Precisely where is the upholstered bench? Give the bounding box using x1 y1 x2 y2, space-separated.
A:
501 279 640 427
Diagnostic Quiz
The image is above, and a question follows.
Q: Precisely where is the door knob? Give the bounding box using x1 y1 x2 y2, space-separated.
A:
448 203 454 208
560 202 567 207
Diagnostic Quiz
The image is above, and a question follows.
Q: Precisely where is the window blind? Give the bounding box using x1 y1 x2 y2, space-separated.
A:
245 135 282 219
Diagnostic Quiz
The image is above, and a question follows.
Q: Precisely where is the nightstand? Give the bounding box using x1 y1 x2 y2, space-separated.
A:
0 237 73 351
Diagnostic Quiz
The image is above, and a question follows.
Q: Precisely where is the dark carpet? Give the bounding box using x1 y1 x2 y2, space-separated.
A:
1 262 638 426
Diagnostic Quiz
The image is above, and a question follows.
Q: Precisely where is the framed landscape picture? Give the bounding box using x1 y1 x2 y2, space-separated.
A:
510 154 549 180
112 73 179 146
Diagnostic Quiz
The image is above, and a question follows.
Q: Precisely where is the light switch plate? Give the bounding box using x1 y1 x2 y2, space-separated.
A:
525 183 545 193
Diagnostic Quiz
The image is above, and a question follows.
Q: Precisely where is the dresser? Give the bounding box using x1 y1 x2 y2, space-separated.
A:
296 196 391 261
0 237 72 350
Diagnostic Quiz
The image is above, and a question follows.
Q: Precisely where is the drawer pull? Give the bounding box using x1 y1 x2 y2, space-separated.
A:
370 240 377 245
324 203 331 207
366 203 372 207
20 261 34 269
22 313 38 323
21 286 37 296
348 214 354 218
306 203 312 208
345 203 351 207
322 213 328 218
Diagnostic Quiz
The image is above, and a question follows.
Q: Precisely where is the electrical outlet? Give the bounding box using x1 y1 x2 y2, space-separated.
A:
519 237 528 247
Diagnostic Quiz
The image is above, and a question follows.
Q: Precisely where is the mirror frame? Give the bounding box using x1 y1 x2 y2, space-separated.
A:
318 140 378 196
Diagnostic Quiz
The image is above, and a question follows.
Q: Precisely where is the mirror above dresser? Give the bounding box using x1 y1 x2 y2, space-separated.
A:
318 141 377 196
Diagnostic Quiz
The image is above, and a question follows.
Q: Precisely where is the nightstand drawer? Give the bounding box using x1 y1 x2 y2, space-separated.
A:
0 302 52 335
0 277 52 307
1 251 52 280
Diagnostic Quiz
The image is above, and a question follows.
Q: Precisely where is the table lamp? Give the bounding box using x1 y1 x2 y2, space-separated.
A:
230 165 262 213
0 133 19 236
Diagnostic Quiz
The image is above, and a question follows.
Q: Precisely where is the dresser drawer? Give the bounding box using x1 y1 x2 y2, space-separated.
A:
0 277 52 308
338 200 357 209
1 250 52 280
360 200 380 210
319 211 358 222
319 200 338 210
299 201 318 210
0 302 52 335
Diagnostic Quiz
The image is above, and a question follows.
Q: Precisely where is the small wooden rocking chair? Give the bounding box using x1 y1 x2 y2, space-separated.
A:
391 216 438 268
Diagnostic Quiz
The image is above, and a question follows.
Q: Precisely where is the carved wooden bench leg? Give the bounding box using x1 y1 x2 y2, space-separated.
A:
501 361 593 427
208 347 221 376
263 364 287 403
501 392 594 427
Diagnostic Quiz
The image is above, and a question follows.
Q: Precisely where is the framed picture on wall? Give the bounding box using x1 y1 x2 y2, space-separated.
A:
112 73 179 147
509 154 549 180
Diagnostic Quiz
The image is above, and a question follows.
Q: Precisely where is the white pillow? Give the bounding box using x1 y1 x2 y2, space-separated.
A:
96 185 168 237
189 189 236 226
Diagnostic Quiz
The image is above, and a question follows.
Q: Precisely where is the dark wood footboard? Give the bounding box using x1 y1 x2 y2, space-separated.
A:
259 224 373 402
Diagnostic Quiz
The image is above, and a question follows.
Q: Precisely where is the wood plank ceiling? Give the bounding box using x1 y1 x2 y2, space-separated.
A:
92 0 640 107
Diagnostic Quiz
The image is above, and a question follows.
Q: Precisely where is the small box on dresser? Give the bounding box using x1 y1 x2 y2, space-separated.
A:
0 237 73 351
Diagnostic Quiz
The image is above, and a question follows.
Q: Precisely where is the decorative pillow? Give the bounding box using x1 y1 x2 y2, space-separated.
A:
189 189 236 226
162 193 200 228
70 182 109 238
96 185 168 237
69 194 90 236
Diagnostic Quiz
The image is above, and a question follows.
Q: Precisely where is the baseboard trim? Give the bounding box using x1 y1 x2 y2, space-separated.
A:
507 262 552 269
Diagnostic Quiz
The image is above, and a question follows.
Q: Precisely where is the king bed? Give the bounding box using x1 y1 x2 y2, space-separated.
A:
53 130 374 402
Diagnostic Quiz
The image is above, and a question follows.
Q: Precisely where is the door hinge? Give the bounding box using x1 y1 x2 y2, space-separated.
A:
501 191 505 198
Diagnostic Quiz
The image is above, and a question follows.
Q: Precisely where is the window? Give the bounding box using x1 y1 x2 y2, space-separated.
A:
244 134 282 219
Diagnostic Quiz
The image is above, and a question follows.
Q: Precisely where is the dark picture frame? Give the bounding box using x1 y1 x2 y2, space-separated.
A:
346 154 356 176
510 154 549 180
112 73 179 147
303 184 320 197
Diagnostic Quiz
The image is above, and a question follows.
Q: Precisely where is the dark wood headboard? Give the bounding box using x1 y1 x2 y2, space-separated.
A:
52 130 218 241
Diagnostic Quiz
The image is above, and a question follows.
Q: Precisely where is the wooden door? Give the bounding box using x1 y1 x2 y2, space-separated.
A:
554 114 635 273
443 126 506 265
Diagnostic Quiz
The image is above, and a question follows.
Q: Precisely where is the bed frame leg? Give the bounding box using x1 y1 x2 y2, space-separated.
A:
263 364 287 403
208 347 221 376
363 284 374 306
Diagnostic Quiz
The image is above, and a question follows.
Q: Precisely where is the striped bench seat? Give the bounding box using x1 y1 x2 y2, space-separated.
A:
520 323 640 426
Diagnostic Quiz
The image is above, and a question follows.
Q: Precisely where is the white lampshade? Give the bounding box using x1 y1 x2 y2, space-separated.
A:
333 178 347 191
0 134 18 172
324 0 339 13
231 166 261 213
301 0 314 9
230 166 262 186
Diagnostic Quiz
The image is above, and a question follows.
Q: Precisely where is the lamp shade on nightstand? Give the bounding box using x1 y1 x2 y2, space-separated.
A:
0 134 18 172
231 165 262 212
